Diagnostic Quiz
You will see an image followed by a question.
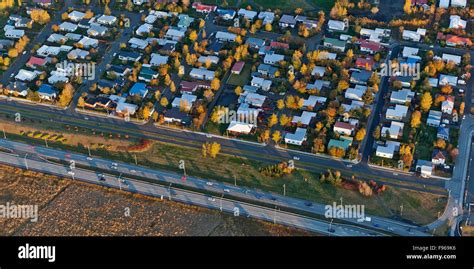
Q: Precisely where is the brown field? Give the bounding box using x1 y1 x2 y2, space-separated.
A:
0 164 314 236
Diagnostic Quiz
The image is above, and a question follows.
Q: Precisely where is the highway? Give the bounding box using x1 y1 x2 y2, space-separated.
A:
0 138 429 236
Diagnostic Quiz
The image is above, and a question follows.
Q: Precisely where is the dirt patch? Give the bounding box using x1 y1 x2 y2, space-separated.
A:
0 164 314 236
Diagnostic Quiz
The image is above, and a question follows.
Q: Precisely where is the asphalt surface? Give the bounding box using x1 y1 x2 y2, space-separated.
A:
0 138 430 236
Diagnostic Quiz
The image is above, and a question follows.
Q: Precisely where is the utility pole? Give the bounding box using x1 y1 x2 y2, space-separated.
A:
328 218 334 231
2 127 6 139
117 173 122 191
273 205 277 224
340 197 343 207
44 138 48 148
234 174 236 186
283 184 286 196
134 154 138 165
400 204 403 216
87 146 91 157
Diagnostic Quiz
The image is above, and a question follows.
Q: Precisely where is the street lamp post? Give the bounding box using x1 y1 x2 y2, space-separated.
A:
328 218 334 231
220 193 224 212
24 154 28 170
168 183 172 201
340 197 343 207
400 204 403 216
283 184 286 196
273 205 277 224
117 173 123 191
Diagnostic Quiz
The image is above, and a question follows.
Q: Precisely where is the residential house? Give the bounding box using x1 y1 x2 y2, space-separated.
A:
118 51 142 62
359 39 383 54
442 53 461 65
431 149 447 165
227 120 256 135
78 36 99 49
59 22 78 32
345 85 367 101
138 65 158 82
240 91 267 107
328 138 352 152
179 80 211 93
376 141 400 159
163 107 192 126
416 160 433 178
215 31 237 42
350 69 372 85
177 14 194 29
192 2 217 13
449 15 466 29
279 15 296 28
250 77 272 91
129 82 148 99
5 29 25 39
445 34 472 47
165 28 185 41
108 65 131 77
439 74 458 86
258 11 275 25
311 66 326 77
149 53 168 66
386 105 408 121
263 53 284 65
323 37 346 52
381 121 404 139
171 93 197 111
47 33 68 44
355 56 375 70
231 61 245 75
257 64 278 78
68 11 86 22
5 82 29 97
237 9 257 20
26 56 47 69
67 48 89 60
128 37 148 49
328 20 347 32
189 68 215 81
198 55 219 65
402 29 426 42
390 89 415 104
97 15 117 25
87 23 108 37
441 96 454 114
437 126 450 140
37 84 58 101
333 121 355 136
136 23 153 36
291 111 316 127
246 37 266 49
216 9 236 20
427 110 442 127
284 128 308 146
15 69 39 82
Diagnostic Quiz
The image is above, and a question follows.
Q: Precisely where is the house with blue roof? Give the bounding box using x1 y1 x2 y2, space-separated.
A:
216 9 236 20
129 82 148 99
437 126 450 141
38 84 58 101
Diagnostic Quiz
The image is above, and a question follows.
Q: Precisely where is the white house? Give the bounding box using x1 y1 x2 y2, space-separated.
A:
171 93 197 111
381 121 404 140
284 128 307 146
128 37 148 49
386 105 408 121
227 120 255 135
150 53 169 67
345 86 366 101
237 9 257 20
198 55 219 65
67 48 89 59
47 33 68 43
449 15 466 29
15 69 39 81
97 15 117 25
451 0 467 7
328 20 347 31
59 22 78 32
376 141 400 159
136 23 153 36
68 11 86 22
189 68 215 81
87 23 108 37
333 121 355 136
250 77 272 91
37 45 60 57
441 96 454 114
215 31 237 42
5 29 25 39
263 53 284 65
390 89 415 104
78 36 99 48
165 28 185 41
439 74 458 86
258 11 275 25
311 66 326 77
292 111 316 127
442 53 461 65
402 29 426 42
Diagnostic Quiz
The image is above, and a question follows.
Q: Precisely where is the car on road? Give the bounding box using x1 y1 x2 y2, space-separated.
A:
112 162 118 166
387 227 394 232
86 157 93 161
22 51 26 55
110 166 118 170
269 197 277 201
293 156 300 160
206 182 213 186
328 228 335 233
206 134 212 138
304 202 312 207
99 176 106 181
373 223 379 227
223 188 230 193
130 170 136 173
208 197 215 202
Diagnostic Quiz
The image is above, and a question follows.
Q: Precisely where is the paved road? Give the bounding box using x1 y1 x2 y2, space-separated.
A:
0 138 430 236
0 143 390 236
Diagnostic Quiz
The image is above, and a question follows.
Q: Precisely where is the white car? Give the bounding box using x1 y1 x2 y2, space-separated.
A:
208 197 215 202
293 156 300 160
86 157 93 161
223 188 230 193
206 182 213 186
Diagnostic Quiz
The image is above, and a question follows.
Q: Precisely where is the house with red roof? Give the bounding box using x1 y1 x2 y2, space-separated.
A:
192 2 217 13
355 56 375 70
445 34 472 47
26 56 47 69
270 41 289 50
180 80 211 93
333 121 355 136
231 61 245 75
359 39 383 54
